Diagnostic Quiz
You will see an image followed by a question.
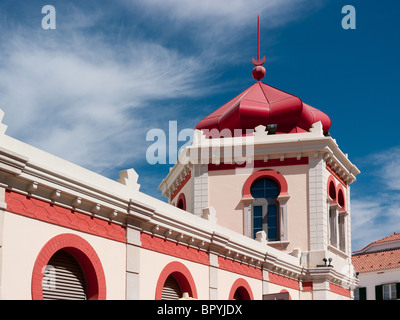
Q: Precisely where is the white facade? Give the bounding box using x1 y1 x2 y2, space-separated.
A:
0 98 360 299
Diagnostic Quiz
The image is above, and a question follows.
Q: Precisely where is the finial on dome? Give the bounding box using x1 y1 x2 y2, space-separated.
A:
252 14 266 81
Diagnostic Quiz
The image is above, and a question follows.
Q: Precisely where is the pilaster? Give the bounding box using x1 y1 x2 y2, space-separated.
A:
193 165 208 217
0 184 7 300
308 155 329 251
209 252 219 300
125 225 141 300
312 280 330 300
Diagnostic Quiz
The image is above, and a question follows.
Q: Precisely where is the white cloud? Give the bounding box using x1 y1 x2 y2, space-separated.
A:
0 0 326 177
370 146 400 191
128 0 323 29
0 21 207 173
351 147 400 251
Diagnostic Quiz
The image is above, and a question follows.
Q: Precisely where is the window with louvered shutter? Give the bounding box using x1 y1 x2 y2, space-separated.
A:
161 275 182 300
42 250 87 300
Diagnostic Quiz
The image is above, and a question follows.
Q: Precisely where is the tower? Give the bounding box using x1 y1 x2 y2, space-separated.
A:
159 16 360 298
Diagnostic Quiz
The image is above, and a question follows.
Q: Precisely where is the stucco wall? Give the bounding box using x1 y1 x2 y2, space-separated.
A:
208 164 309 253
139 248 210 299
0 211 126 300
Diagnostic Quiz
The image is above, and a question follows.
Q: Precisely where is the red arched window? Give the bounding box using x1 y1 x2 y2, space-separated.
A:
155 261 197 300
177 193 186 211
242 169 288 201
31 233 106 300
337 186 346 211
242 169 290 241
228 278 253 300
328 178 336 201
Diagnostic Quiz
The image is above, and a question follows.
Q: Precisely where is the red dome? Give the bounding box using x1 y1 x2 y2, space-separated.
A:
195 81 331 137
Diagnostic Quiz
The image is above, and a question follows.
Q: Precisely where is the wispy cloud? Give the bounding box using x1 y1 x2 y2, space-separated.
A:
0 0 325 178
351 146 400 251
0 8 208 173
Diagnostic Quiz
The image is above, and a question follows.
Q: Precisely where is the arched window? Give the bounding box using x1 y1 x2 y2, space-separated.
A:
177 193 186 211
327 176 348 253
42 250 87 300
32 233 106 300
155 262 198 300
250 178 280 240
228 278 253 300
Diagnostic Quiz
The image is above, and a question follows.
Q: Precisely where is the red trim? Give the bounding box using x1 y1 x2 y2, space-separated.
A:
302 281 313 291
326 164 347 187
177 193 186 211
218 257 262 280
209 157 308 171
228 278 254 300
329 283 351 298
327 175 346 211
31 233 106 300
5 190 126 243
337 184 346 211
327 175 337 200
141 233 209 265
155 261 198 300
268 272 300 290
242 169 289 200
170 171 191 201
280 289 292 300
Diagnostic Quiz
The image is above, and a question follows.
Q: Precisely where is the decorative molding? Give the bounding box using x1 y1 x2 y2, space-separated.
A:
170 170 191 201
5 190 126 243
218 256 262 280
208 157 308 172
268 272 300 290
140 232 209 265
117 168 140 193
329 282 351 298
0 147 28 176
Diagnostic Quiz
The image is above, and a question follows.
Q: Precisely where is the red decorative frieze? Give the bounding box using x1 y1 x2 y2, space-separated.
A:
140 232 209 265
5 190 126 243
208 157 308 172
170 171 191 201
302 281 313 291
218 256 262 280
268 272 300 290
329 282 351 298
326 164 347 187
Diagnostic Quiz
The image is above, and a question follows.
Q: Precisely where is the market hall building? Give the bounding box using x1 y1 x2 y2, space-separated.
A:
0 38 360 300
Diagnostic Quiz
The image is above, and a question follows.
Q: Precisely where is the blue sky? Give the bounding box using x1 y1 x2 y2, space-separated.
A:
0 0 399 251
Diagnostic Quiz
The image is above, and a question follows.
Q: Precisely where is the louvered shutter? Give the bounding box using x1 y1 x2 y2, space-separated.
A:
359 287 367 300
396 283 400 300
375 285 383 300
161 275 182 300
42 250 87 300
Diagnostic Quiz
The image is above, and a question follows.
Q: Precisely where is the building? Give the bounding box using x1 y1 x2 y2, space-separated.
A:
353 232 400 300
0 28 360 299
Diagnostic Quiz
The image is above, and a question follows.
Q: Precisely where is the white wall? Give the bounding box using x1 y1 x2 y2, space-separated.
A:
0 211 126 300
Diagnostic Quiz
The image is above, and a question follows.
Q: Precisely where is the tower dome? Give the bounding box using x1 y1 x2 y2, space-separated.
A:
195 16 331 137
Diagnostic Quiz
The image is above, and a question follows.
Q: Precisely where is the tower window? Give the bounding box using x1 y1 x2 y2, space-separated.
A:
250 178 280 241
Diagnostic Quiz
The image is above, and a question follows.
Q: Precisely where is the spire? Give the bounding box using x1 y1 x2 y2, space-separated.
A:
252 15 266 81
